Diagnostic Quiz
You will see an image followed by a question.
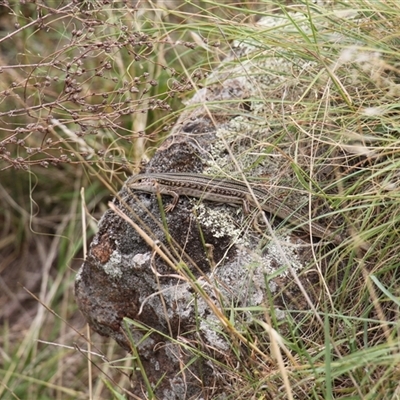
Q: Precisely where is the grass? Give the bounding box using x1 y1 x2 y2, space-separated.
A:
1 0 400 399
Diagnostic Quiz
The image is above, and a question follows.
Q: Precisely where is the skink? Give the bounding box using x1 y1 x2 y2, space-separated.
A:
126 172 342 244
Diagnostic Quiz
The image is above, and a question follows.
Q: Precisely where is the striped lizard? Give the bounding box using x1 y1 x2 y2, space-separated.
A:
126 172 342 245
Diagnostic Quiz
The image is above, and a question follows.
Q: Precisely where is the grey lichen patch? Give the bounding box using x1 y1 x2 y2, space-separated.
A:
210 237 306 307
200 316 230 352
131 252 151 270
162 375 187 400
273 307 287 321
135 334 156 358
158 283 195 321
194 203 249 245
214 264 268 309
102 250 123 278
263 236 305 277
